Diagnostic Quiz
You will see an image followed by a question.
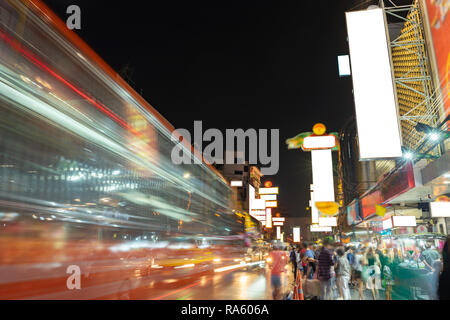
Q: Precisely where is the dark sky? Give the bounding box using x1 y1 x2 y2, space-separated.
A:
43 0 361 218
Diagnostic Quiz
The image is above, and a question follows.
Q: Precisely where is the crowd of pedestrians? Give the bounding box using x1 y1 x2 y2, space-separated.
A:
286 236 450 300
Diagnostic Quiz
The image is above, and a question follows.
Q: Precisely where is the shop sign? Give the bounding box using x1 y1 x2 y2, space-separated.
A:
381 161 415 203
347 200 361 225
361 190 383 219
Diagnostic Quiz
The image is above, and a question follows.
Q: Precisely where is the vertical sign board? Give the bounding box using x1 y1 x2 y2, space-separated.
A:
346 9 402 159
311 149 335 202
249 185 255 212
310 191 319 224
361 190 383 220
265 208 272 228
276 226 281 240
293 227 301 242
338 55 352 77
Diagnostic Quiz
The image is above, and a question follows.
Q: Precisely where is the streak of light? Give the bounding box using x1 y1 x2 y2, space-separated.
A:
173 264 195 269
214 260 265 273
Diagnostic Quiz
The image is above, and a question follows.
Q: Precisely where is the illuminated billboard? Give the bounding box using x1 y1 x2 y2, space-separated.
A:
265 208 272 228
310 225 332 232
347 200 360 225
382 218 393 230
311 149 335 202
249 185 255 204
230 180 243 187
303 135 337 150
361 190 383 219
310 191 319 224
252 199 266 210
423 0 450 121
346 8 402 160
430 201 450 217
293 227 301 242
392 216 416 227
259 187 279 194
338 55 351 77
260 194 277 201
265 201 277 208
318 217 337 227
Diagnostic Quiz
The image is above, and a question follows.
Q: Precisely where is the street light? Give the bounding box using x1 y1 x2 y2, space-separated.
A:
414 122 449 142
402 147 414 160
429 132 440 141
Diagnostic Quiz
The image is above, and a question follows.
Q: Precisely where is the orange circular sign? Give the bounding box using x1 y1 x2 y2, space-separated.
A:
312 123 326 136
436 195 450 202
264 181 273 188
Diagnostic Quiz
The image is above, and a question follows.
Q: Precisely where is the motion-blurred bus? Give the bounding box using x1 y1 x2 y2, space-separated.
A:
0 0 254 299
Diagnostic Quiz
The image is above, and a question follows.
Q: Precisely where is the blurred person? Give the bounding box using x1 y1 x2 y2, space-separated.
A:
420 242 441 272
383 251 395 300
345 247 355 287
318 238 335 300
290 246 298 281
330 246 339 299
314 245 321 261
353 248 365 300
376 244 387 282
439 237 450 300
269 243 288 300
305 244 316 279
299 244 308 276
336 247 351 300
419 242 441 300
364 247 381 300
296 246 303 276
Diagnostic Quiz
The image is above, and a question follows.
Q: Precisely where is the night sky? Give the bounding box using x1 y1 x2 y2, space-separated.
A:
43 0 362 218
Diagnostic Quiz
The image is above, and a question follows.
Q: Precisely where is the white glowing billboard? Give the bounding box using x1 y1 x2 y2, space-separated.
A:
230 180 243 187
260 194 277 201
265 201 277 208
346 8 402 160
265 208 272 228
430 202 450 218
272 217 285 222
338 54 351 77
310 191 319 224
249 185 255 209
259 187 279 195
392 216 416 227
318 217 337 227
252 199 266 210
303 135 337 150
293 227 301 242
276 226 281 239
382 218 393 230
273 222 284 226
250 210 265 217
311 150 335 202
310 225 332 232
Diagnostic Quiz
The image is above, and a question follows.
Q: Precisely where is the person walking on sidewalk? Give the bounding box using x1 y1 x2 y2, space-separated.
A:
268 244 288 300
365 247 382 300
290 246 298 281
318 238 335 300
336 247 351 300
353 248 365 300
439 237 450 300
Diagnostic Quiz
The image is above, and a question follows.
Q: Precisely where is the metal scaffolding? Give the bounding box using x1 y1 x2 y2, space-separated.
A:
382 0 442 156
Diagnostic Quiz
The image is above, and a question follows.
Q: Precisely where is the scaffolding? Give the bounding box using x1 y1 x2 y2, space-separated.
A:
383 0 442 156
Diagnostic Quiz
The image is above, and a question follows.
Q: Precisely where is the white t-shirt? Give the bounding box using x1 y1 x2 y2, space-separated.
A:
353 254 363 272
